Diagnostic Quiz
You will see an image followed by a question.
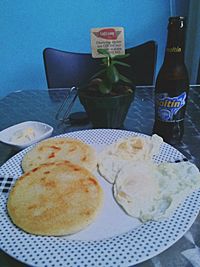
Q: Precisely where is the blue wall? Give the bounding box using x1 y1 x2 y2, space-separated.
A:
0 0 180 97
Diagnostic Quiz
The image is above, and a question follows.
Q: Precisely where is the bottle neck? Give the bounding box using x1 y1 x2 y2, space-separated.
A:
163 27 185 64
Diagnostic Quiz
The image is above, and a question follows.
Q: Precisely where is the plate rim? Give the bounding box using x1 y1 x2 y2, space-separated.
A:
0 128 200 267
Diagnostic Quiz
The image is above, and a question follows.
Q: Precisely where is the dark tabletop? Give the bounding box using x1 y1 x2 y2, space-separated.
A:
0 86 200 267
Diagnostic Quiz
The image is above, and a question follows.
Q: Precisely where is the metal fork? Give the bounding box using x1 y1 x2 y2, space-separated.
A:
55 86 78 122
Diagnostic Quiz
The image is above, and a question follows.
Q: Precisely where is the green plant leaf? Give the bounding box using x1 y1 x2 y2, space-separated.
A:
112 60 131 67
90 69 106 80
112 53 130 59
119 73 132 84
98 80 112 94
97 49 111 57
107 65 119 83
102 58 108 64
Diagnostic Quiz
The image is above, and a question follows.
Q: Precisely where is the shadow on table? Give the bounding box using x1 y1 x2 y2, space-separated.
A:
0 143 20 167
0 250 27 267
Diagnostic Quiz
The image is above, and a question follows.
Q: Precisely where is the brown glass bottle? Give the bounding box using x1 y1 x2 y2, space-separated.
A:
153 16 189 145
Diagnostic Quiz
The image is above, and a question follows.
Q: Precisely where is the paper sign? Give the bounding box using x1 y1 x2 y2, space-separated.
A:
91 27 125 58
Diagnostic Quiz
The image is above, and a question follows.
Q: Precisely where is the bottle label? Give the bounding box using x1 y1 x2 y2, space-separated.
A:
155 92 187 122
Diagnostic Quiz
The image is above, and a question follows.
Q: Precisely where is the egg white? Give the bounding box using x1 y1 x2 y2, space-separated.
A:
98 134 163 183
114 161 200 222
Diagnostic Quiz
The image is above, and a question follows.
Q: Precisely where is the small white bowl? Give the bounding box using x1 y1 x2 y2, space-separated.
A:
0 121 53 149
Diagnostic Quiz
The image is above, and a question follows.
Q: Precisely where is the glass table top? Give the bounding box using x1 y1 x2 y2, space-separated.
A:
0 85 200 267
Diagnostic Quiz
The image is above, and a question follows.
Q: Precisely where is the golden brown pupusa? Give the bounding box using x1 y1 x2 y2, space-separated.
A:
22 137 97 172
7 160 104 236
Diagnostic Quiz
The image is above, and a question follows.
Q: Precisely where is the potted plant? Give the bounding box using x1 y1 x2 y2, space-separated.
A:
78 49 135 128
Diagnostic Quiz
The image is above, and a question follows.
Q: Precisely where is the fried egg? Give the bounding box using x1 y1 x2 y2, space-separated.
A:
98 134 163 183
114 161 200 222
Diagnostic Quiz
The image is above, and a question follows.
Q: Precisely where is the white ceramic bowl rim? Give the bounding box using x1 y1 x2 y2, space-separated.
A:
0 121 53 149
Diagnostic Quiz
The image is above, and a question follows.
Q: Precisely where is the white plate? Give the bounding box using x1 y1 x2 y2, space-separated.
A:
0 129 200 267
0 121 53 149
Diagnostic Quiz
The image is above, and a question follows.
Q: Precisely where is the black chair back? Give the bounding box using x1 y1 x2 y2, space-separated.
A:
43 48 102 88
123 41 157 85
43 41 157 88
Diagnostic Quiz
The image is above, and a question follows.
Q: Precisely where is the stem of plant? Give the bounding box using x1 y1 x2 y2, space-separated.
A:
107 56 110 67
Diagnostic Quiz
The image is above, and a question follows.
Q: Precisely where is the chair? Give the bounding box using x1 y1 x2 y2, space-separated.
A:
43 48 102 89
43 40 157 88
122 40 157 85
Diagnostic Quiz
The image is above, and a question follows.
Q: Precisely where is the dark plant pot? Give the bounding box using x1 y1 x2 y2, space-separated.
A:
78 90 135 128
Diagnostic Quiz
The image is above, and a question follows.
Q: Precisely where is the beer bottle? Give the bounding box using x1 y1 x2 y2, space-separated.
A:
153 16 189 145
